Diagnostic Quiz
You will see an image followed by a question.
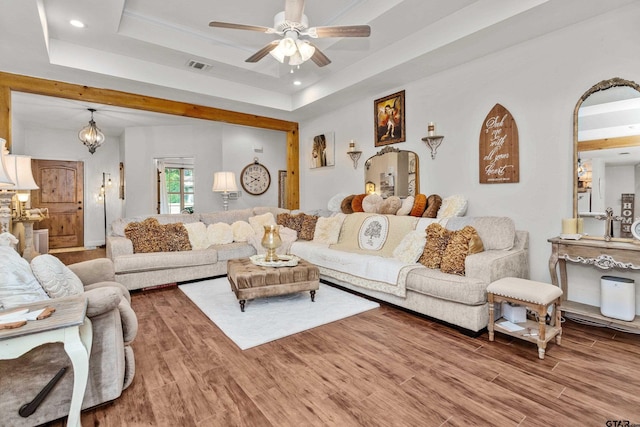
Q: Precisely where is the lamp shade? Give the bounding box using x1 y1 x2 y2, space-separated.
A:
212 171 238 193
0 138 15 186
5 155 39 190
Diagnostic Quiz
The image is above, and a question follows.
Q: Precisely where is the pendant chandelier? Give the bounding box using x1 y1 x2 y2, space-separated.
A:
78 108 105 154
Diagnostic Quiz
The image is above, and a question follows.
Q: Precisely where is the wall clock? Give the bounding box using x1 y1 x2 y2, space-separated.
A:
631 219 640 241
241 159 271 195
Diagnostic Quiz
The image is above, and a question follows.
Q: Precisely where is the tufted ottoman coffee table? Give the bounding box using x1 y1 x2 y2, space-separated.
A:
227 257 320 312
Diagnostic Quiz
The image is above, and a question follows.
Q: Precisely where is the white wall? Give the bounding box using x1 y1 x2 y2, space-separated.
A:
298 4 640 311
11 126 122 248
220 124 287 210
13 122 287 246
123 123 286 217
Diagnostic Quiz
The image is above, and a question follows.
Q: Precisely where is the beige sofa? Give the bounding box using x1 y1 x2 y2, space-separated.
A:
107 207 528 333
106 207 287 290
0 249 137 427
290 214 529 333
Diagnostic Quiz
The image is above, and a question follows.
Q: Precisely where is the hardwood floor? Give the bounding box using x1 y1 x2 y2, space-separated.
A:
47 252 640 426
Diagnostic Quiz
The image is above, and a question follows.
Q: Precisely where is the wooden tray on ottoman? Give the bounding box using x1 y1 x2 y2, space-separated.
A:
227 257 320 312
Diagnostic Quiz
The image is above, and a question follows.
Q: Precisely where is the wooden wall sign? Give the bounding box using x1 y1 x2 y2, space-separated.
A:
620 193 634 238
479 103 519 184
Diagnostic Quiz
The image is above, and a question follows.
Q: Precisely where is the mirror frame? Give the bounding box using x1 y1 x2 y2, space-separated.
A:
364 146 419 197
0 71 300 209
573 77 640 228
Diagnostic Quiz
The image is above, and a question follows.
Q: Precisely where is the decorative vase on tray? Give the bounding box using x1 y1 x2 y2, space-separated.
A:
261 224 282 262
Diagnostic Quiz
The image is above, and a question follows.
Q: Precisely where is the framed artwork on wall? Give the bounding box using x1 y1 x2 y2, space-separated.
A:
310 132 335 168
374 90 405 146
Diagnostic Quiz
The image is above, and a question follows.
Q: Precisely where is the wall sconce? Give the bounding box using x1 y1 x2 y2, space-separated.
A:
421 122 445 159
213 171 238 211
346 139 362 169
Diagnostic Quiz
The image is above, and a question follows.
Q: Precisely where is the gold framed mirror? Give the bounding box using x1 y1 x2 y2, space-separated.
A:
573 77 640 241
364 146 418 198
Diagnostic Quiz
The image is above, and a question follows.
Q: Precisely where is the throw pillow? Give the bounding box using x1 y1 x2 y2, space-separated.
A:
231 221 255 242
277 212 305 232
313 214 346 244
351 194 366 212
392 230 427 264
341 195 355 214
423 194 442 218
183 222 209 250
0 247 49 309
362 194 383 213
469 232 485 254
410 194 428 217
396 196 414 216
31 254 84 299
437 194 468 219
299 215 319 240
418 223 453 269
380 196 402 215
248 212 276 236
207 222 234 245
125 218 192 253
440 226 481 276
328 192 351 212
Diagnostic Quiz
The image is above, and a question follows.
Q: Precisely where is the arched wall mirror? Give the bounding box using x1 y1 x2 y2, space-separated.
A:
364 146 418 198
573 77 640 240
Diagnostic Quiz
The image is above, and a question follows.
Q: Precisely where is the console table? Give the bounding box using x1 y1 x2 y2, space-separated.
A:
0 295 92 427
548 236 640 330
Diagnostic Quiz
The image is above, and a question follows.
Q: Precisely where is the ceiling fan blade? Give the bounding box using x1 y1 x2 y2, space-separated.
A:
309 44 331 67
284 0 305 23
245 41 280 63
308 25 371 38
209 21 273 33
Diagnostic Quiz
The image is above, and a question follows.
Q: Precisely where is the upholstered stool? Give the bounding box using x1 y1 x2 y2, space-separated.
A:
227 257 319 312
487 277 563 359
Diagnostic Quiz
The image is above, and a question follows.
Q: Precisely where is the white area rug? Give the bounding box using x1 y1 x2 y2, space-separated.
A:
179 277 379 350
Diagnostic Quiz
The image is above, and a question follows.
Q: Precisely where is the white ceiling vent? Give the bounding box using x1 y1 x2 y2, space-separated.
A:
186 60 212 71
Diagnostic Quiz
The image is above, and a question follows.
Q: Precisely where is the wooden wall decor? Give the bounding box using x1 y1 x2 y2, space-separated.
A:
479 103 519 184
620 193 634 238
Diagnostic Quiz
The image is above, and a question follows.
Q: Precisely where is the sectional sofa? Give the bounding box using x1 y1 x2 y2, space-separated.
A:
106 205 529 332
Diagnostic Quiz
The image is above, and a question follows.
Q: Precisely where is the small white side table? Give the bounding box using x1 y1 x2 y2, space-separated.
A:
0 295 92 427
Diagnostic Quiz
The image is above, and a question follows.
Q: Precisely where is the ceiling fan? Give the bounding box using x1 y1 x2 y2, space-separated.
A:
209 0 371 67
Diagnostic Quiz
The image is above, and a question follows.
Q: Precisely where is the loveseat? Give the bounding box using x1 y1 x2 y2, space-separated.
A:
0 247 137 426
106 199 528 333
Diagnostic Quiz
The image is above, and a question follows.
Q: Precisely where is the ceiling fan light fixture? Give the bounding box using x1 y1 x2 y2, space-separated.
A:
296 39 315 61
288 51 303 66
269 46 286 63
78 108 105 154
278 36 298 56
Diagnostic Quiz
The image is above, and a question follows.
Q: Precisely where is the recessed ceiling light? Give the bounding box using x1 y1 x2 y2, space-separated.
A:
70 20 86 28
293 80 301 86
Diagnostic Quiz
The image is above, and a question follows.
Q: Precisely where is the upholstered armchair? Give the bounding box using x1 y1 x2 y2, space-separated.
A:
0 249 137 426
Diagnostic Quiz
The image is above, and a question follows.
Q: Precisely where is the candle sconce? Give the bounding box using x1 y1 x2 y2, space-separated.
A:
422 135 445 159
346 140 362 169
421 122 444 159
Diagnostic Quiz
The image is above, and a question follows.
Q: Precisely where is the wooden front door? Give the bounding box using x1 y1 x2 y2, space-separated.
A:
31 160 84 249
